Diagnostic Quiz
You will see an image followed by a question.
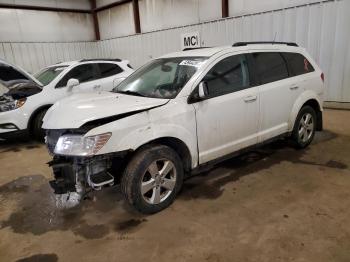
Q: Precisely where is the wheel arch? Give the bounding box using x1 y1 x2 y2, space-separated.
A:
289 92 323 132
28 104 52 132
136 137 193 173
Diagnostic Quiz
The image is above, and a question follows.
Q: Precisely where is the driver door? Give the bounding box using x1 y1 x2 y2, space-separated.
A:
193 54 259 164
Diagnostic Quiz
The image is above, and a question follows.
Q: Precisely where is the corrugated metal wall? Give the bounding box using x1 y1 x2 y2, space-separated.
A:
0 0 348 102
0 42 99 74
98 0 350 102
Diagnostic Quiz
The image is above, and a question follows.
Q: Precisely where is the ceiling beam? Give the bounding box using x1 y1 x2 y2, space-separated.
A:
94 0 132 12
132 0 141 34
90 0 101 41
0 3 90 13
222 0 229 18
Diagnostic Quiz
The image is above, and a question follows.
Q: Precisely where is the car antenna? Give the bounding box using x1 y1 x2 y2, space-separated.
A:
273 32 277 44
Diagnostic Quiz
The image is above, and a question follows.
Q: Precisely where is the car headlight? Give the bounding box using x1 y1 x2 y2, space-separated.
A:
0 98 26 112
54 133 111 156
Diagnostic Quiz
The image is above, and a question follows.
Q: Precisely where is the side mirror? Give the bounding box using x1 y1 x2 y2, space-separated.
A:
198 81 209 99
66 78 79 92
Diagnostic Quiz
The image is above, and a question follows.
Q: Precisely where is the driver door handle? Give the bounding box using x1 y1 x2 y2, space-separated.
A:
93 84 101 90
244 95 257 103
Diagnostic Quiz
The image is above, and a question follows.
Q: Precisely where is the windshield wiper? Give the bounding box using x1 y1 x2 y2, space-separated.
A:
116 90 146 97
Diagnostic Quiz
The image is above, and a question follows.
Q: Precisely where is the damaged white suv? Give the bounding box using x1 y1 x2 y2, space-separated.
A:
43 42 324 214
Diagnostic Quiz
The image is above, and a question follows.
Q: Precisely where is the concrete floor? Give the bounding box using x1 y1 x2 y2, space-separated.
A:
0 109 350 262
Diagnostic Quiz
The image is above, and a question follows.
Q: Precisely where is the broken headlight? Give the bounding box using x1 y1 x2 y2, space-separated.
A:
0 98 26 112
54 133 111 156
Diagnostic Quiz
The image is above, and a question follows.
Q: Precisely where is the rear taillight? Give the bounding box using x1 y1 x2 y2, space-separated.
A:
321 73 324 83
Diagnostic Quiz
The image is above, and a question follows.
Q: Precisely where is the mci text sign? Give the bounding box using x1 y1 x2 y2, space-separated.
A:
181 32 201 50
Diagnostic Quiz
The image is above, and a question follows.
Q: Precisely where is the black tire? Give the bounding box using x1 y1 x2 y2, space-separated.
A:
31 109 48 141
121 144 184 214
291 105 317 149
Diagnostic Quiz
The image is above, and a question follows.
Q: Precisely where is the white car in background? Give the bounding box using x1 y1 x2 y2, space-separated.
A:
0 59 133 140
44 42 324 214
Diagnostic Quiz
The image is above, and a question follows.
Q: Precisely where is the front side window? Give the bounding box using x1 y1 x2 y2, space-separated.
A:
202 54 250 98
282 52 315 76
114 57 208 99
98 63 123 79
56 64 96 88
34 66 67 86
253 52 289 85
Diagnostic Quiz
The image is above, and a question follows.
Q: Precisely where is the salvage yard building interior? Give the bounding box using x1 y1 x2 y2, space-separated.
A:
0 0 350 261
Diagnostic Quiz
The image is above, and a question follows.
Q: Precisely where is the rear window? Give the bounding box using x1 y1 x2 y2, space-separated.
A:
98 63 123 78
252 52 289 85
282 52 315 76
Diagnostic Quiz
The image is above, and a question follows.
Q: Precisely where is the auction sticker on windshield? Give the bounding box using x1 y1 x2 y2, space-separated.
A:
179 60 205 67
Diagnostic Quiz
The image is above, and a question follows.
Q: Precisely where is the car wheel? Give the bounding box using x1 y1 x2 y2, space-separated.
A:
292 105 316 149
32 109 47 141
121 145 184 214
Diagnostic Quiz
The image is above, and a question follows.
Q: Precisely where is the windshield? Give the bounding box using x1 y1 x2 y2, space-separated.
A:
114 57 208 99
34 66 67 86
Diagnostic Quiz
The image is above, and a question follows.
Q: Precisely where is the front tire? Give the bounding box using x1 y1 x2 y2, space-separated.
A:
121 145 184 214
291 105 316 148
32 109 48 141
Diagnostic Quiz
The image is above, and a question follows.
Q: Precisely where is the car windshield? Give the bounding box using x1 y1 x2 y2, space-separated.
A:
34 66 67 86
113 57 208 99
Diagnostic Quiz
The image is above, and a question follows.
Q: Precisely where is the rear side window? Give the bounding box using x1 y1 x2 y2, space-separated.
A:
203 54 250 98
56 64 97 88
252 52 289 85
0 64 28 81
98 63 123 78
282 52 315 76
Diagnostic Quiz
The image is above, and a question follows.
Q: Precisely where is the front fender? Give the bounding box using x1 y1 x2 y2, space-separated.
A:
288 90 323 131
86 106 198 168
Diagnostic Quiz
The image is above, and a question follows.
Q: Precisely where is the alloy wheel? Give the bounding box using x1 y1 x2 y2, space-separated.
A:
298 112 314 143
141 159 177 205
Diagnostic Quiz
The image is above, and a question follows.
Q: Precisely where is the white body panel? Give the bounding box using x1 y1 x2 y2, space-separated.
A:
44 44 324 169
0 60 133 134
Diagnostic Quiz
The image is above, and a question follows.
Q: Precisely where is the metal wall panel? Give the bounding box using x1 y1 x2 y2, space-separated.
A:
100 0 349 102
0 0 348 102
0 41 99 74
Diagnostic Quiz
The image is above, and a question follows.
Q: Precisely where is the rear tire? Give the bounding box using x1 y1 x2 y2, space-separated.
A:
291 105 316 149
121 145 184 214
32 109 48 141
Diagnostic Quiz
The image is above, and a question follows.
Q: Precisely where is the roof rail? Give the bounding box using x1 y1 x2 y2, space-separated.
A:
80 58 122 62
182 47 212 51
233 41 298 47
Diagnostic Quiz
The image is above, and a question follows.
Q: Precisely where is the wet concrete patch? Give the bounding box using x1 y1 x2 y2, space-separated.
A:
16 253 58 262
180 131 344 200
0 175 146 239
73 222 110 239
115 218 147 232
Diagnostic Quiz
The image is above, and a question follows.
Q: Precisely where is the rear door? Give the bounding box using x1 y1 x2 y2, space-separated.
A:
251 52 293 142
55 63 101 93
194 53 259 164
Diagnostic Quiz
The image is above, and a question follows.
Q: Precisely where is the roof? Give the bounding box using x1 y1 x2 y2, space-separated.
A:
159 43 302 59
160 46 231 58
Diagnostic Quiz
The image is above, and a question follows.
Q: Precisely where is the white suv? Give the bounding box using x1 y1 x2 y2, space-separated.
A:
43 42 324 213
0 59 133 140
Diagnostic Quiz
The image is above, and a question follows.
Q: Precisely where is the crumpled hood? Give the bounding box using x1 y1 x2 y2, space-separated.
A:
43 91 169 129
